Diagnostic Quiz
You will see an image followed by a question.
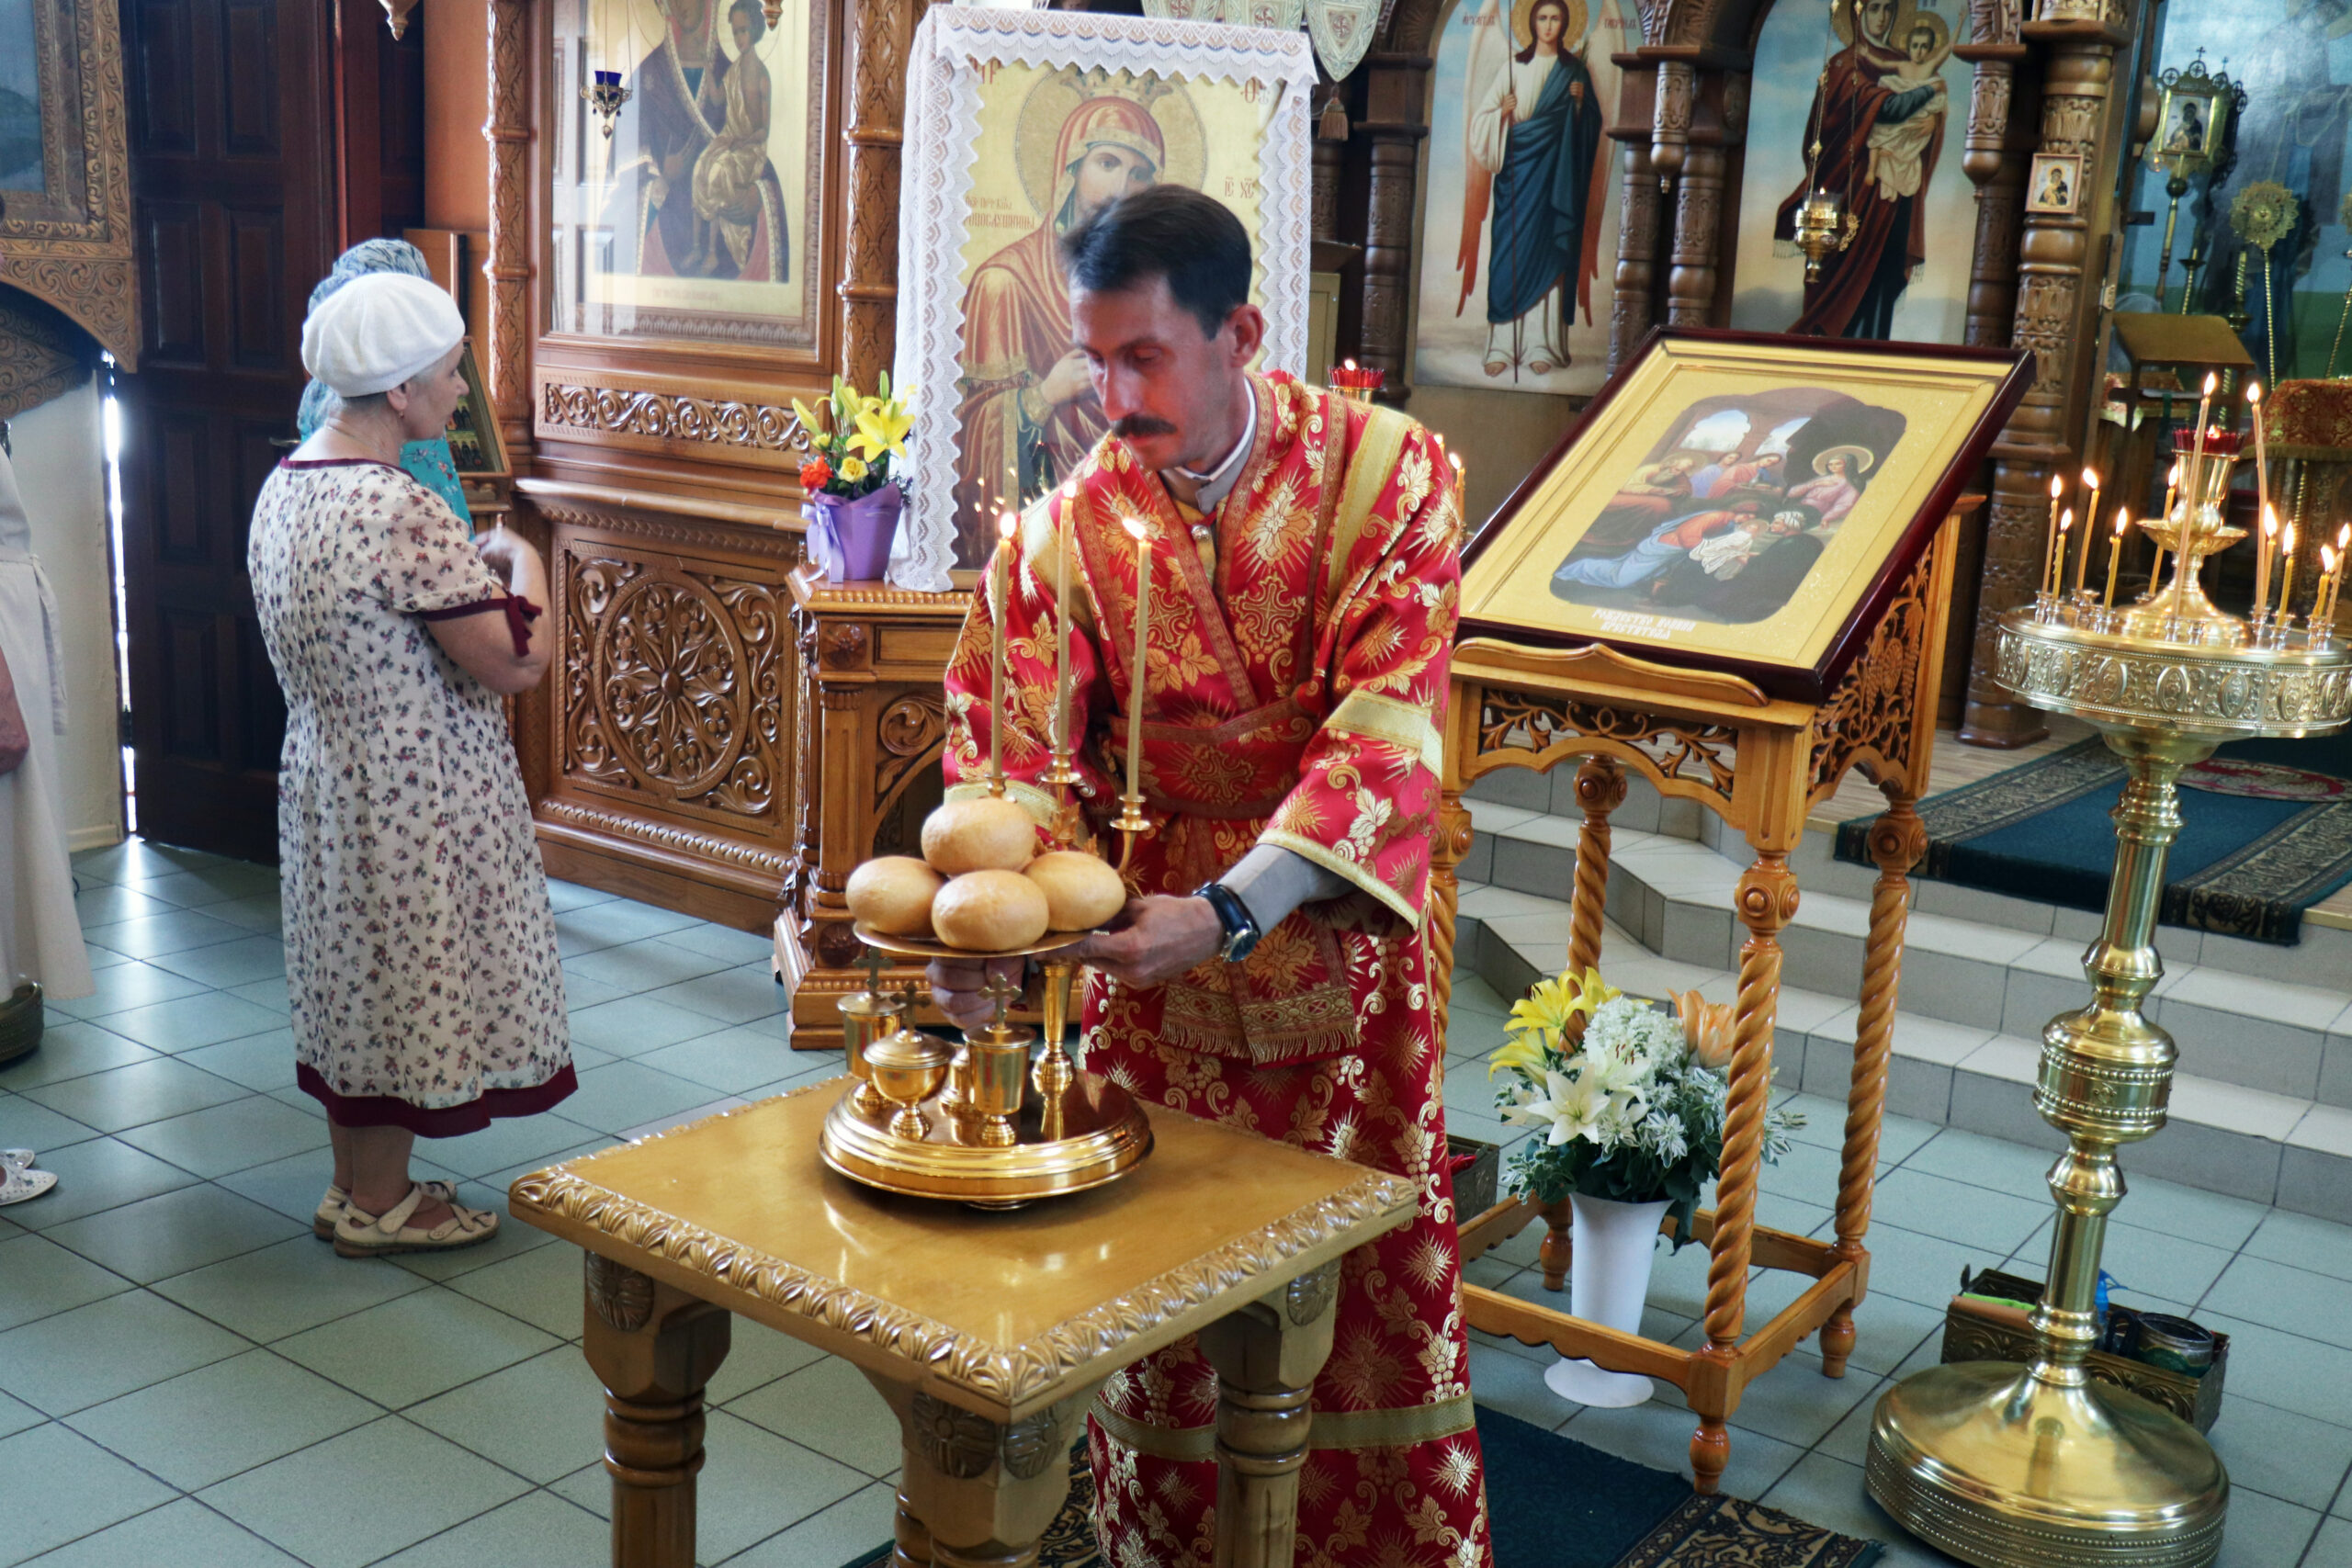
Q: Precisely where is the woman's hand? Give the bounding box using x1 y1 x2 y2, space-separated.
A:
473 525 534 591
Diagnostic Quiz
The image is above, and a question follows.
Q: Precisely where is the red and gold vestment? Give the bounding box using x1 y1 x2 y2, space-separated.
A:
944 371 1491 1568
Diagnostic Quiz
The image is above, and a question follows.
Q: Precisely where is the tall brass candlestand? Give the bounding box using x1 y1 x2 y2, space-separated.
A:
1866 533 2352 1563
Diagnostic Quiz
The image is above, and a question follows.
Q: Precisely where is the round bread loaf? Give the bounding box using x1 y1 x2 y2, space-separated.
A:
931 869 1051 952
922 796 1037 875
844 856 943 937
1024 851 1126 931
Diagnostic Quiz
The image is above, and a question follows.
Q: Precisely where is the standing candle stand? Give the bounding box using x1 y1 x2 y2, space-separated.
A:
1865 419 2352 1566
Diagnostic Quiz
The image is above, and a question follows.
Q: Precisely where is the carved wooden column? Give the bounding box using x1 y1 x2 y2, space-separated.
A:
1666 137 1726 327
1610 140 1666 371
483 0 532 458
1358 48 1432 395
1961 4 2137 746
1194 1261 1344 1568
1954 0 2031 348
840 0 928 391
1649 58 1694 186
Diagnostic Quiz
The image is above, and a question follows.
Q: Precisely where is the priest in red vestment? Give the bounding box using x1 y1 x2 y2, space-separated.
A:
951 95 1163 565
932 186 1492 1568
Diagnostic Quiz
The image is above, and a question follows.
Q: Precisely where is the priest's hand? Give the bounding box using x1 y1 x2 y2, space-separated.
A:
1068 896 1224 988
929 954 1026 1034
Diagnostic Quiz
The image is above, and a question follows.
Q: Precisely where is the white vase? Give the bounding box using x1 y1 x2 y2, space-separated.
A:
1544 1191 1672 1409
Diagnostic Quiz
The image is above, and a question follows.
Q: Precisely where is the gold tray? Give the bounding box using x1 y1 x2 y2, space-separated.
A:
818 1070 1152 1206
853 923 1092 964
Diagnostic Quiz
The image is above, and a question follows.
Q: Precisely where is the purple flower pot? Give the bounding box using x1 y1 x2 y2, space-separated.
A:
805 484 904 583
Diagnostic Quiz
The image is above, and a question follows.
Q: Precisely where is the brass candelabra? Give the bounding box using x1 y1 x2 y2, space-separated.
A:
1866 454 2352 1565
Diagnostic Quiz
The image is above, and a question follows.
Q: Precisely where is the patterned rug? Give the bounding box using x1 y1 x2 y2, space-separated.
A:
1836 733 2352 945
841 1407 1880 1567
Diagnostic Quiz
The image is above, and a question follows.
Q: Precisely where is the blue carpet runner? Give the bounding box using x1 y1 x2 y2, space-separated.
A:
1837 733 2352 944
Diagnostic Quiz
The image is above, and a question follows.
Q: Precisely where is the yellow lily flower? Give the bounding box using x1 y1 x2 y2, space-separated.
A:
1487 1032 1549 1079
848 396 914 462
791 397 828 444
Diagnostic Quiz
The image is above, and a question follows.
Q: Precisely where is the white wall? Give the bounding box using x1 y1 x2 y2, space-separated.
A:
9 378 122 851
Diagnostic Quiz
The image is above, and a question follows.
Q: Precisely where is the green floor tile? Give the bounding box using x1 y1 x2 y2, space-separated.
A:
175 1031 299 1093
0 1234 132 1333
145 935 286 990
706 1318 828 1404
727 1358 903 1479
42 1184 304 1285
0 1021 162 1091
564 995 734 1056
0 1388 41 1438
2206 1255 2352 1351
2 1137 198 1229
403 1348 605 1483
64 1348 379 1491
723 1480 899 1568
565 940 734 995
198 1416 532 1568
642 963 789 1026
76 909 250 961
371 1490 613 1568
99 993 287 1055
2213 1486 2324 1568
214 1149 338 1227
44 960 210 1023
657 922 780 966
15 1496 307 1567
638 1028 803 1095
1754 1450 1894 1550
558 1061 729 1135
2245 1207 2352 1286
113 1093 328 1179
21 1057 249 1134
0 1422 177 1564
0 1289 249 1415
274 1286 562 1408
2204 1397 2352 1514
0 1096 100 1156
551 1409 869 1562
153 1234 433 1342
444 1239 585 1338
421 1112 604 1181
2188 1313 2352 1428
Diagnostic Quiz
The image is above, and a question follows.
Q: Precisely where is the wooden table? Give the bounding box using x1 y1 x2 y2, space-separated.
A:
510 1080 1418 1568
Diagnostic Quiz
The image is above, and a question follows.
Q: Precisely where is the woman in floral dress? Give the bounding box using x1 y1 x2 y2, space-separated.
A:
249 272 572 1258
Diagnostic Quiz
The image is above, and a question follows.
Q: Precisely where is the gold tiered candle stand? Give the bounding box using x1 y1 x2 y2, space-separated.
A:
1866 514 2352 1565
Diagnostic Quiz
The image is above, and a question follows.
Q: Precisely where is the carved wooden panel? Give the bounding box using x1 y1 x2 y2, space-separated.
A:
526 487 808 931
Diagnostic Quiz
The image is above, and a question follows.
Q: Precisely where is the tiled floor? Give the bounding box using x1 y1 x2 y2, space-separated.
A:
1 838 2347 1566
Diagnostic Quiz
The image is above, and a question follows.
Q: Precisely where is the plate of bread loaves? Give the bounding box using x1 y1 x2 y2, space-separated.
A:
845 793 1128 959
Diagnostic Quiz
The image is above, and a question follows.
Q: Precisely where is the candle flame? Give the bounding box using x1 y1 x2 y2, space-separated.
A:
1343 358 1357 370
2049 475 2064 499
1450 452 1464 472
2265 505 2279 536
2114 510 2129 536
2287 524 2300 550
2167 462 2180 485
2059 508 2073 531
2082 467 2098 488
1123 517 1149 544
999 510 1017 541
2203 372 2219 395
2326 546 2338 574
2338 524 2349 550
2249 380 2265 404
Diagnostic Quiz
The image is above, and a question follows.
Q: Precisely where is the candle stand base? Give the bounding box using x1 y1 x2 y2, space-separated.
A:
1867 604 2352 1568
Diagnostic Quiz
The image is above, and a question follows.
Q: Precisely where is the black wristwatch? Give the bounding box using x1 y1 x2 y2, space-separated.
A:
1193 881 1262 963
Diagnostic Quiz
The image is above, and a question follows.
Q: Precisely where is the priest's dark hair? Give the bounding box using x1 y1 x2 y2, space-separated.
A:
1059 185 1252 338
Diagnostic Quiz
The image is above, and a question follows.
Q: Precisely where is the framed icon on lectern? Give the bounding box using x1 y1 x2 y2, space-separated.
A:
1460 329 2030 704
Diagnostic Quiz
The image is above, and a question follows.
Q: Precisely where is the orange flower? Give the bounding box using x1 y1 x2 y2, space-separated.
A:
798 457 832 492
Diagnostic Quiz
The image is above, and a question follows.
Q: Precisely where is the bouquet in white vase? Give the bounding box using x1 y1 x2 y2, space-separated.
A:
1490 967 1803 1248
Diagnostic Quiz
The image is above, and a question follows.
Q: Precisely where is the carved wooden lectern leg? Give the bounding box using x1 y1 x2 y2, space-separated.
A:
1540 754 1628 1292
579 1255 733 1568
1195 1259 1343 1568
864 1377 1092 1568
1821 794 1928 1379
1691 851 1798 1494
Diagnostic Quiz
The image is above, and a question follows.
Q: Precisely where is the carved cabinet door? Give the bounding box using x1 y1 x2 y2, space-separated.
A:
114 0 337 861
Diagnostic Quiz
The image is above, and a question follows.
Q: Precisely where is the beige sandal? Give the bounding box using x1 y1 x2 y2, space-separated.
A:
334 1183 499 1258
315 1179 457 1240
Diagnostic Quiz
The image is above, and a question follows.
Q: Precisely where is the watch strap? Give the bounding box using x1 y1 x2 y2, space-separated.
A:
1193 881 1261 963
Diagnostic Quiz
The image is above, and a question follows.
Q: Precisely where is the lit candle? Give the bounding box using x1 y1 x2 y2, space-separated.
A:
1123 515 1151 803
2281 523 2300 619
1052 485 1075 758
989 510 1015 791
2052 509 2073 603
2175 376 2218 618
2150 462 2180 591
2075 467 2102 598
2249 381 2273 540
2041 474 2066 596
2258 504 2279 615
2324 546 2340 627
2332 525 2352 624
2104 509 2128 608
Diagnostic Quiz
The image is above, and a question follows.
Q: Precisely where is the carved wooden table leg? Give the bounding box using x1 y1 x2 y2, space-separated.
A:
1540 754 1627 1292
864 1377 1093 1568
1822 793 1926 1379
1430 786 1472 1050
579 1254 733 1568
1195 1259 1342 1568
1691 850 1797 1494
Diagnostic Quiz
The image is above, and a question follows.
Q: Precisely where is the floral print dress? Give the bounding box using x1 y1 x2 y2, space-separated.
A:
247 457 571 1134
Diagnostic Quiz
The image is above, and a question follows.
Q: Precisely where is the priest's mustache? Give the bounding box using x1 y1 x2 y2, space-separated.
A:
1114 415 1177 439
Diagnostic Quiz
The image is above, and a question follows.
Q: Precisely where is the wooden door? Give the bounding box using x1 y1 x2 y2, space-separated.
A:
114 0 336 862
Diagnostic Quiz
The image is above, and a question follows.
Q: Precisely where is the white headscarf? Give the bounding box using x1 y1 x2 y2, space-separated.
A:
299 273 463 399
